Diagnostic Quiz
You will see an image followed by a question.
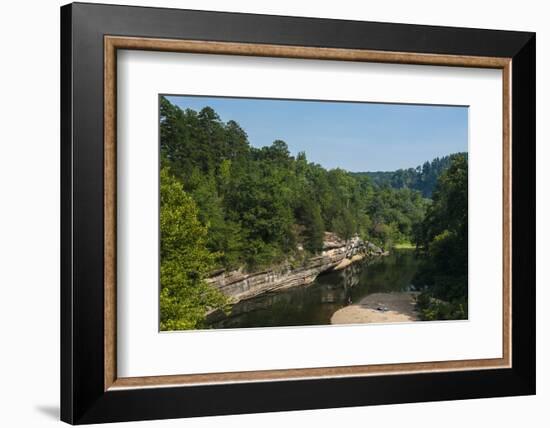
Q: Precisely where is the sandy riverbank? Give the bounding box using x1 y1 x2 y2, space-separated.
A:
330 292 420 324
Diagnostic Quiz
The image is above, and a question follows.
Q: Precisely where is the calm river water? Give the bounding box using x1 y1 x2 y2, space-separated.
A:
206 249 421 329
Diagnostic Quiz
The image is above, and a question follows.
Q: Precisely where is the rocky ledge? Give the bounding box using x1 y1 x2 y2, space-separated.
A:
206 232 386 302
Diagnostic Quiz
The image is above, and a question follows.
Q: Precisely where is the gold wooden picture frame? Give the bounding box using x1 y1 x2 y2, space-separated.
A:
104 36 512 391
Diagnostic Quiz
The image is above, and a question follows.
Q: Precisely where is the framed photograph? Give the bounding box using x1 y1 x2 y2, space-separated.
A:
60 2 535 424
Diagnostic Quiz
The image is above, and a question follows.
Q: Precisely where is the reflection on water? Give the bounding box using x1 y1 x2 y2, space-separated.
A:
206 249 420 329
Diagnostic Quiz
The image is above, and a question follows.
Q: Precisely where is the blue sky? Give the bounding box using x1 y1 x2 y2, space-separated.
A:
165 95 468 172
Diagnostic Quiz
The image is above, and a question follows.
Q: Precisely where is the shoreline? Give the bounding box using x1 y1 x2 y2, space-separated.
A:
330 291 419 325
332 253 366 271
208 233 387 302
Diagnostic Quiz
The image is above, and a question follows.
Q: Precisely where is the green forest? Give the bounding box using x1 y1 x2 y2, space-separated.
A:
353 153 467 197
159 96 468 330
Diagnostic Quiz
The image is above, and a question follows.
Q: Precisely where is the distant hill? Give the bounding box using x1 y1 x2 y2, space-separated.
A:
352 152 467 198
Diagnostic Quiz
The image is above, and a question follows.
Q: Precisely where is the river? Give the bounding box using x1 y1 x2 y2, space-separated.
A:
205 249 421 329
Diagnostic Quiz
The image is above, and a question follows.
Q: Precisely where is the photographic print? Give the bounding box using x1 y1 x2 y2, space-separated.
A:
61 7 534 422
159 95 468 331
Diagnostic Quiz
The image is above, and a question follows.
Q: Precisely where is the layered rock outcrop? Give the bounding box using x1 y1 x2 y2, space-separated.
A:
206 232 385 302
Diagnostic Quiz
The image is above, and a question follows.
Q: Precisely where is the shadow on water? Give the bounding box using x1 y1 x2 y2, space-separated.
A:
207 249 420 329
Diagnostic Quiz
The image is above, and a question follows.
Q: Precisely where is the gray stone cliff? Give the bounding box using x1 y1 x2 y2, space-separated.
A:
206 232 385 302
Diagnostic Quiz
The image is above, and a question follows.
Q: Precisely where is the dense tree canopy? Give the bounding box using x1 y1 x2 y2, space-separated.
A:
355 153 467 197
413 153 468 320
159 167 228 330
160 96 429 272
